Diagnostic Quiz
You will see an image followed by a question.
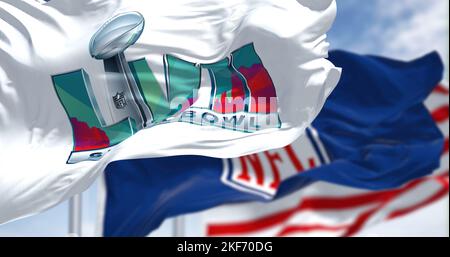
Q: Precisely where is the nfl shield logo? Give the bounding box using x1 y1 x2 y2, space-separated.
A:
113 92 127 109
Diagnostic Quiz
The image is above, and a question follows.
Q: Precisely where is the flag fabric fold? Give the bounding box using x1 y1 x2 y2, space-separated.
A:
286 51 444 191
0 0 339 223
99 50 444 236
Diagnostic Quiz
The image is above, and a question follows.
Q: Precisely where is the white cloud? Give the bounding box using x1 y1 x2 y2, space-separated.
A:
377 0 448 56
373 0 449 81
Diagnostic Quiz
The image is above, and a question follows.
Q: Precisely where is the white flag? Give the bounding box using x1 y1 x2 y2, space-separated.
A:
0 0 340 223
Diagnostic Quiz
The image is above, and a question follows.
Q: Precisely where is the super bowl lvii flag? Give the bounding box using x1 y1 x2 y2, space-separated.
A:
0 0 340 223
98 50 444 236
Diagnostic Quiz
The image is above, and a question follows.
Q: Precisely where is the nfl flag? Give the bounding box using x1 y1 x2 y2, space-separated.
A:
98 50 445 236
0 0 340 223
197 83 449 237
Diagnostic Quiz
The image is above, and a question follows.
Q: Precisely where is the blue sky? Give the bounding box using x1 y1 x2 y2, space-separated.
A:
0 0 448 236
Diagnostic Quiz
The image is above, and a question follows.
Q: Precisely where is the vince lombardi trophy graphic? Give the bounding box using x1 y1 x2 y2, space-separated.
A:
89 12 152 129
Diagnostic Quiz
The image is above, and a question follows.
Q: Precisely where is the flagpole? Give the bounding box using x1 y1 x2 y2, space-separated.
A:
173 216 185 237
68 194 82 237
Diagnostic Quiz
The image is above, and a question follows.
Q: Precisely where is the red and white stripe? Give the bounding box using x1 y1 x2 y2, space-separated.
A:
199 84 449 237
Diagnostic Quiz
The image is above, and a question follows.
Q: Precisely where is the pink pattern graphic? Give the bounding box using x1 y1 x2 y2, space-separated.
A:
70 117 110 151
238 64 277 113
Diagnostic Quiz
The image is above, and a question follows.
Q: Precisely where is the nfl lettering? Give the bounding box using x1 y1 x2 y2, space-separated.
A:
224 128 329 197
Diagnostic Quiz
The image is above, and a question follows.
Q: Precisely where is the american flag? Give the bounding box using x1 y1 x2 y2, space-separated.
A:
199 84 449 237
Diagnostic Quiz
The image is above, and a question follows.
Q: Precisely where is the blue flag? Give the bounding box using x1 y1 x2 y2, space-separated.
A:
102 50 444 236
